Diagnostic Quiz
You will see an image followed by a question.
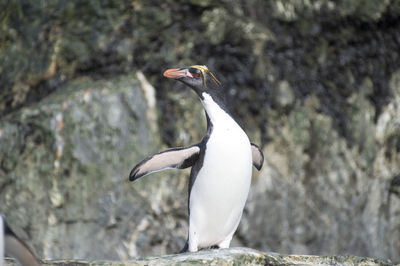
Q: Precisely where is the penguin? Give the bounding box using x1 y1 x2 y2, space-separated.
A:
0 214 41 266
0 214 3 266
129 65 264 253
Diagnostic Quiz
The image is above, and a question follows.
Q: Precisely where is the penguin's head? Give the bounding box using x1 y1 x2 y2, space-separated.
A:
163 65 221 98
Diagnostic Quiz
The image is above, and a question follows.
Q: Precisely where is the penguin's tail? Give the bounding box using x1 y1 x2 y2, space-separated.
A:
179 239 189 253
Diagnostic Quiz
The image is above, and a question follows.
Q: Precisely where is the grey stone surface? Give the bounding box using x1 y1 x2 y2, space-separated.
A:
241 73 400 259
4 247 395 266
0 74 189 259
1 0 400 263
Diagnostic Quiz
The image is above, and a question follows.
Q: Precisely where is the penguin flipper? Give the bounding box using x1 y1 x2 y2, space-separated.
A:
251 143 264 170
2 216 41 266
0 215 4 266
129 145 201 181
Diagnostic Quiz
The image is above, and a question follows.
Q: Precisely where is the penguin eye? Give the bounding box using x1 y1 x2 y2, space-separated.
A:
193 72 201 79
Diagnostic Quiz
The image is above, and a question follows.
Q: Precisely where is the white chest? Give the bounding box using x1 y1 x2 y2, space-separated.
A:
188 93 253 247
198 92 252 184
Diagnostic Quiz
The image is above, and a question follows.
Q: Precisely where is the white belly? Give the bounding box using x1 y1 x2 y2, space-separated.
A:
189 123 252 248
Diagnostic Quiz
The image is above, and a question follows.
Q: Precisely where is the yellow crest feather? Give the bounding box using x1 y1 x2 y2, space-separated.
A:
190 65 220 87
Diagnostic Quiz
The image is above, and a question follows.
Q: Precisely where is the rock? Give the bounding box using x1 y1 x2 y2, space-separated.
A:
0 74 189 259
1 0 400 263
274 80 295 107
4 247 395 266
239 82 400 259
0 1 133 116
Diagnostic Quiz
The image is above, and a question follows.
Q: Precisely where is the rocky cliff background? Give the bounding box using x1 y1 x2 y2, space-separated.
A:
0 0 399 262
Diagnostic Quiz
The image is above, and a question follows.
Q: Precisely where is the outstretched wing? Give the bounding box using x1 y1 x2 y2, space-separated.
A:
129 145 201 181
0 215 3 265
251 143 264 171
1 215 41 266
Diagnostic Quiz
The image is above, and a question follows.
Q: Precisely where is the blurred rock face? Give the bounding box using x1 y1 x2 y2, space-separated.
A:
0 0 400 262
0 76 174 259
241 71 400 260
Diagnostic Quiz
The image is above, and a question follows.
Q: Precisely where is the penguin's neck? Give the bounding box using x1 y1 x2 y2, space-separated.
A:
200 92 237 127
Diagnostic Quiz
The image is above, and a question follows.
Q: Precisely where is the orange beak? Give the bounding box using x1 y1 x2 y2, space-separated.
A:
163 68 193 79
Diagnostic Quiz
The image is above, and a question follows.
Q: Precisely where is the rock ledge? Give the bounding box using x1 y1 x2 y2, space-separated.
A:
5 247 395 265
